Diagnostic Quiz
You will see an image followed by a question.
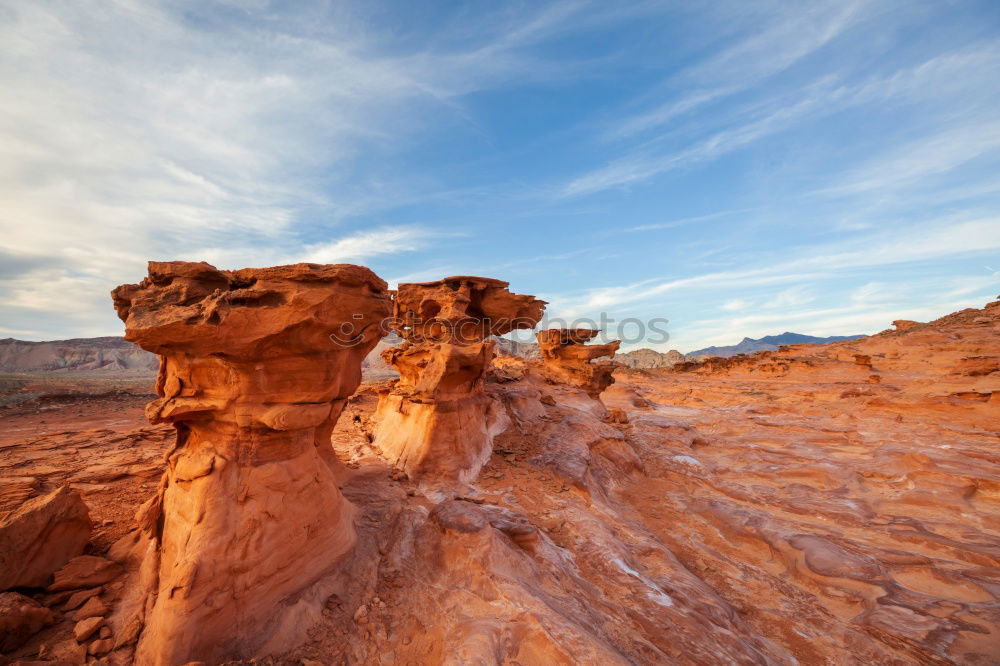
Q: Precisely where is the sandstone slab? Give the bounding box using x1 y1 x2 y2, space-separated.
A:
0 486 91 590
48 556 121 592
73 615 103 642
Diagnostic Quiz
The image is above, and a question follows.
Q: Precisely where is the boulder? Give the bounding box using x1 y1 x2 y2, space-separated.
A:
0 486 91 590
604 408 629 424
70 595 107 621
489 354 528 382
615 348 685 369
88 637 114 655
60 586 102 611
0 592 56 652
48 556 121 592
73 616 103 642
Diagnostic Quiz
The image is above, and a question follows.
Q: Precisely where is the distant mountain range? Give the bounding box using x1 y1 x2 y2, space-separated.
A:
492 332 866 364
0 337 158 374
493 338 696 371
492 337 541 360
0 335 403 377
0 330 866 376
686 332 865 359
615 348 686 368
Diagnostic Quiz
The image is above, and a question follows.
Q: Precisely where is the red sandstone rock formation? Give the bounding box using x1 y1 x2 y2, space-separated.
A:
373 277 544 483
0 485 91 590
109 261 390 665
536 328 621 398
1 298 998 664
607 299 1000 663
49 555 122 592
0 592 56 652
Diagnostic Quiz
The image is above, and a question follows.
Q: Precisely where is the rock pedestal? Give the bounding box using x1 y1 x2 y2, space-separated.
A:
373 277 544 483
537 328 621 398
111 261 390 665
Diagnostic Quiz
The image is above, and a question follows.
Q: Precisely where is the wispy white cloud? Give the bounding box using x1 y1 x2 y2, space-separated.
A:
0 0 606 337
545 215 1000 317
624 208 752 233
817 120 1000 195
850 282 891 304
762 285 814 309
563 72 852 196
721 298 749 312
174 226 449 271
566 38 1000 197
607 0 870 140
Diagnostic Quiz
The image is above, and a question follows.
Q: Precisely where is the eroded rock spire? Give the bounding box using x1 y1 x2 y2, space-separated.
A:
373 276 545 483
537 328 621 398
110 261 390 665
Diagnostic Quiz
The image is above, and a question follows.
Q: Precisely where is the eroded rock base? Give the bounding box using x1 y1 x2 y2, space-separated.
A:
373 392 509 485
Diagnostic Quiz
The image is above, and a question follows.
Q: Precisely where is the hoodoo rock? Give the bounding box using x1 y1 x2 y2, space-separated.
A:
537 328 621 398
110 261 391 665
373 276 545 483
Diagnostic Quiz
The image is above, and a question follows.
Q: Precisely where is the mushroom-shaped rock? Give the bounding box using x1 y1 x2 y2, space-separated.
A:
373 277 545 483
111 261 391 665
536 328 621 398
392 276 545 344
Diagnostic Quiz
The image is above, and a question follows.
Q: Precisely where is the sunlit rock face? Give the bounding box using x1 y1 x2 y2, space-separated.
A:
536 328 621 399
373 276 545 484
110 261 390 666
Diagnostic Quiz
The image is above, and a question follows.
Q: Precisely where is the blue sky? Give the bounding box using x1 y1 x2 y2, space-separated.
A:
1 0 998 352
